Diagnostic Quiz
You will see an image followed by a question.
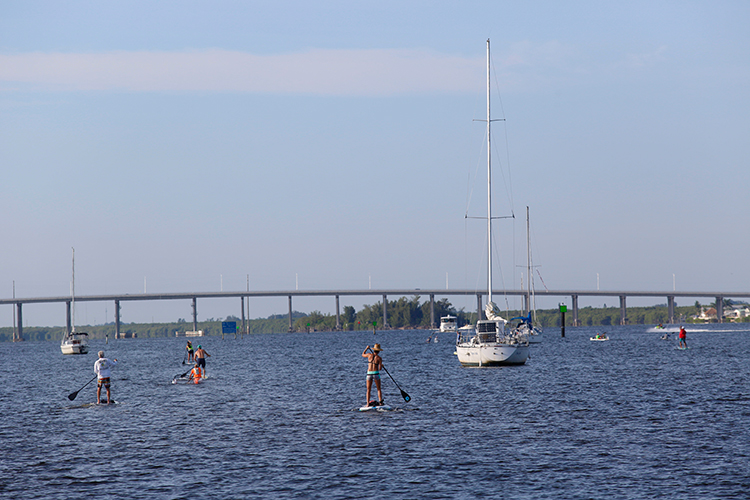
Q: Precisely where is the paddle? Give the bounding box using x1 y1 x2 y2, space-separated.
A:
68 375 97 401
367 347 411 403
174 366 194 380
182 352 187 365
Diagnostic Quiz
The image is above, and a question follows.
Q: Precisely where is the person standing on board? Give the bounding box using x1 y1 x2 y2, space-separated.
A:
94 351 118 404
194 345 211 376
362 344 384 406
678 326 688 349
186 341 194 362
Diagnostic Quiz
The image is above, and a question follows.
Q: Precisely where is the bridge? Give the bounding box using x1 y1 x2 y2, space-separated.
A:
3 288 748 339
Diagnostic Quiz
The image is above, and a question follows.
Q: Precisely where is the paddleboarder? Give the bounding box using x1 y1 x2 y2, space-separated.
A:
362 344 384 406
194 345 211 376
94 351 118 404
186 341 195 362
678 326 687 349
189 364 202 384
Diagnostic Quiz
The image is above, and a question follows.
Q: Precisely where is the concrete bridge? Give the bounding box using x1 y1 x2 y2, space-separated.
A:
3 288 748 339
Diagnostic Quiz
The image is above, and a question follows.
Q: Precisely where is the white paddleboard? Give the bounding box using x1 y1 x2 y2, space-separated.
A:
74 400 119 408
359 404 392 412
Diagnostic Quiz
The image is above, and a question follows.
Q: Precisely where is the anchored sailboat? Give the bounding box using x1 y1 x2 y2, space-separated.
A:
60 248 89 355
510 206 543 344
455 39 530 367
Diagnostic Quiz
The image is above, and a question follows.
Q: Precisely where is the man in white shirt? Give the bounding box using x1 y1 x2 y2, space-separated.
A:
94 351 118 404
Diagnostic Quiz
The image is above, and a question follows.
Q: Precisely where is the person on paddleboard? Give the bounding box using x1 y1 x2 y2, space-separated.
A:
362 344 384 406
194 345 211 376
678 326 687 348
186 341 194 362
94 351 118 404
189 364 202 384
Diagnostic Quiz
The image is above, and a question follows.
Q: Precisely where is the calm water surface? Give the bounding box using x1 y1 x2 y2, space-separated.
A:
1 324 748 499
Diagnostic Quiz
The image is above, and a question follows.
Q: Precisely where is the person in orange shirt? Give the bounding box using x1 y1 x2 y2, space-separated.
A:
189 364 202 384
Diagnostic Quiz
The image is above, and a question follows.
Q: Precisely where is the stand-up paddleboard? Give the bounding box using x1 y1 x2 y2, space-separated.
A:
359 402 392 412
172 376 202 384
71 400 119 408
675 346 690 350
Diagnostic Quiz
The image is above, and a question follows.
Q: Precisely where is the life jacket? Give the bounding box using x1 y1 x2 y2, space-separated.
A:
191 366 202 383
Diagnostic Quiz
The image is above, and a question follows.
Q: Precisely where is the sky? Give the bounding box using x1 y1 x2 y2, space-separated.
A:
2 1 749 327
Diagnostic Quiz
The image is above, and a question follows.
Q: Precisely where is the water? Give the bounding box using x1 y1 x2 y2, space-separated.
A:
1 324 748 499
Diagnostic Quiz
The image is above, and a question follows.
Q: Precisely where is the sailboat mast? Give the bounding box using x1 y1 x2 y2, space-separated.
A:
71 247 75 334
486 38 492 305
526 206 531 316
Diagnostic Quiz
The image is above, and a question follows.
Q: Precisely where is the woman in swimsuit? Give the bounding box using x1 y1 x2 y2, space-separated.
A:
362 344 384 405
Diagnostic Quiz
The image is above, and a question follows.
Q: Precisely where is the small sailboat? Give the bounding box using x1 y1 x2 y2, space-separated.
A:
510 207 542 344
455 39 529 367
61 248 89 355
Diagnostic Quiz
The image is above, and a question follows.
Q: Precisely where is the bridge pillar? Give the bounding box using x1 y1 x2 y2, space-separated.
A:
335 295 341 330
192 297 197 333
16 303 23 340
382 295 388 328
716 296 723 323
114 300 121 339
66 300 72 334
572 294 579 326
619 295 627 325
477 294 483 321
240 297 245 337
430 294 435 329
288 296 293 332
667 296 675 324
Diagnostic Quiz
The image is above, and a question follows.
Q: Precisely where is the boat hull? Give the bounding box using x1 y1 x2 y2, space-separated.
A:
456 343 529 366
61 342 89 355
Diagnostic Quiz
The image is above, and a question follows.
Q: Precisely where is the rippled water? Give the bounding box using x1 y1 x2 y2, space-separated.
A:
1 324 748 499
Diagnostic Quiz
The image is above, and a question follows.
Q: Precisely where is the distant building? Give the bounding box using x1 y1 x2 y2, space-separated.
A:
694 305 750 322
695 307 717 322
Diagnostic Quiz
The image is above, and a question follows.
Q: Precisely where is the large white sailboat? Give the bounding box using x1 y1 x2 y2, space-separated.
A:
61 248 89 355
455 39 530 367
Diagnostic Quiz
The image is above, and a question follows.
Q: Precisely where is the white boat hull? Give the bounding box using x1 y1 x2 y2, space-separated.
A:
61 341 89 355
456 342 529 366
527 333 542 344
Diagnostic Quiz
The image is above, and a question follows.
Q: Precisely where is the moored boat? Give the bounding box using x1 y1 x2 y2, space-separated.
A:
455 39 529 367
438 315 458 333
61 332 89 355
61 248 89 355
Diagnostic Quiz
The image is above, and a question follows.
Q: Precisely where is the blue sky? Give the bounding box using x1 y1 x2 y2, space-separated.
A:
2 1 749 327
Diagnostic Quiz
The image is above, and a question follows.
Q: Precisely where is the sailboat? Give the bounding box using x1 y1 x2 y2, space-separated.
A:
509 207 543 344
61 248 89 355
455 39 530 367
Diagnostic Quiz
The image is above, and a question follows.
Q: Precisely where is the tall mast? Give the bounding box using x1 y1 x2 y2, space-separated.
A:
71 247 75 333
526 206 531 316
486 38 492 305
